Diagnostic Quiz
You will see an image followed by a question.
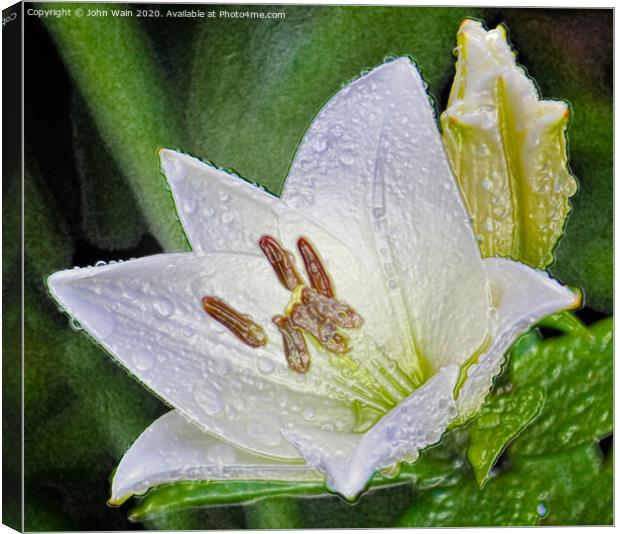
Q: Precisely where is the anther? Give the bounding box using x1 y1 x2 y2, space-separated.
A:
290 302 350 355
301 287 363 329
297 237 334 298
272 315 310 374
259 235 303 291
202 296 267 348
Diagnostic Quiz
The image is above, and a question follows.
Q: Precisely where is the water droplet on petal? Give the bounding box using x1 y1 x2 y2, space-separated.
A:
257 357 275 375
339 149 355 165
312 133 329 153
303 406 316 420
94 260 107 267
153 297 174 318
193 381 224 415
183 197 197 214
131 349 154 371
69 318 83 331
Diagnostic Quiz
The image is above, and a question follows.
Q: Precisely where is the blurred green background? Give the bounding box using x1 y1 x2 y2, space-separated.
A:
3 4 611 530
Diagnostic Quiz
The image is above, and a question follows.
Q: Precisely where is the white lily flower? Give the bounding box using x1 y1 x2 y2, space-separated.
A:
47 57 578 503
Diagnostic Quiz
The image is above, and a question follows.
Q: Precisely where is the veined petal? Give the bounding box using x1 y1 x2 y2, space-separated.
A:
110 409 322 505
159 149 419 391
47 253 359 459
159 149 282 253
282 58 489 371
456 257 580 418
282 365 460 499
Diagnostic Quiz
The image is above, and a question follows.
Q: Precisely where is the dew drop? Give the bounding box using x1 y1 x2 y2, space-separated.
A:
303 406 316 420
184 325 194 337
94 260 107 267
219 191 230 203
183 197 197 214
339 149 355 166
312 133 329 153
483 217 495 232
537 502 548 517
481 179 493 191
123 288 139 300
131 349 154 371
217 360 231 376
69 318 83 331
153 297 174 318
193 382 224 415
331 125 344 137
257 357 275 375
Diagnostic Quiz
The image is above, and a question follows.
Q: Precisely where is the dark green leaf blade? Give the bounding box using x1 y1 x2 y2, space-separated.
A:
467 386 544 487
508 318 612 456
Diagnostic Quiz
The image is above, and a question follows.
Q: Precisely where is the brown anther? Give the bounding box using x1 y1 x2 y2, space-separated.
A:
290 302 350 355
202 296 267 348
272 315 310 374
297 237 334 298
301 287 363 329
325 332 350 354
259 235 303 291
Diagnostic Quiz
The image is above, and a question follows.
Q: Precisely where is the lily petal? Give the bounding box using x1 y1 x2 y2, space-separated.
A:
158 148 427 407
282 57 489 370
47 253 358 459
456 257 580 418
282 364 459 499
110 409 322 505
159 149 282 254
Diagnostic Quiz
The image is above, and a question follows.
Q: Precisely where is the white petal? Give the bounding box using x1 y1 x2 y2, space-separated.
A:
159 150 415 390
159 149 282 253
110 409 322 504
456 258 580 418
282 365 460 498
47 253 358 459
282 58 489 370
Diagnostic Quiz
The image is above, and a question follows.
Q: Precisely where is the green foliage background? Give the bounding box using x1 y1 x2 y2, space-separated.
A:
3 4 611 530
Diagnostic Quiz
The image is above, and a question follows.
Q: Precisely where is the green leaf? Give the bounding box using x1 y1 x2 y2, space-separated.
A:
41 3 188 252
129 480 326 522
467 386 544 487
536 310 590 338
508 318 612 456
398 443 607 526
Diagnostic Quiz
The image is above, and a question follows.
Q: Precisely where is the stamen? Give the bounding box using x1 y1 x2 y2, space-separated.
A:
259 235 302 291
202 296 267 348
272 315 310 374
297 237 334 297
301 287 363 329
290 303 350 354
